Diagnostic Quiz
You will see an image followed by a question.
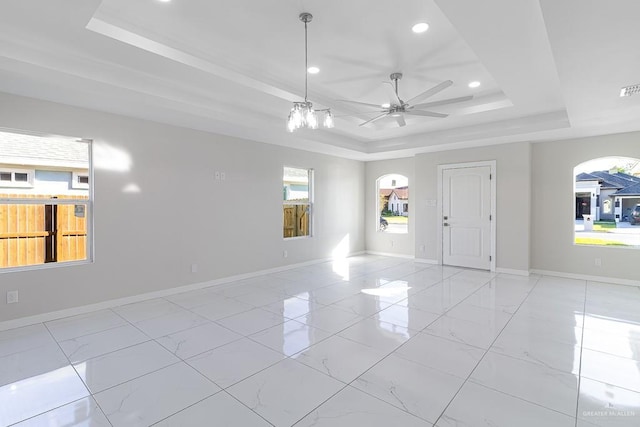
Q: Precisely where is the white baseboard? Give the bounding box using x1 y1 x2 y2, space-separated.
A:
365 251 414 259
0 254 355 332
495 267 531 277
531 269 640 287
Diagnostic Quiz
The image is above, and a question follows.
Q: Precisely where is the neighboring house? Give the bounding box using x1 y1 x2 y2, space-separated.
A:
575 170 640 221
0 131 89 197
380 186 409 216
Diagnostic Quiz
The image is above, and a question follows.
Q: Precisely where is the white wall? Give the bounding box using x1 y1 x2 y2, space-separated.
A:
413 143 532 273
364 144 532 272
0 92 365 323
365 158 415 257
532 132 640 281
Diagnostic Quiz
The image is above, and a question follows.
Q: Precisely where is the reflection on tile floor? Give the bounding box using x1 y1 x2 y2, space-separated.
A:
1 255 640 426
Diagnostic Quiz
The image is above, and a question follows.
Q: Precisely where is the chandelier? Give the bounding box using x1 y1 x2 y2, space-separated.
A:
287 13 334 132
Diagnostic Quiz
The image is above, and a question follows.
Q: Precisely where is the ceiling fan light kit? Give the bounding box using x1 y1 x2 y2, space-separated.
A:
620 83 640 97
287 12 334 132
287 14 473 131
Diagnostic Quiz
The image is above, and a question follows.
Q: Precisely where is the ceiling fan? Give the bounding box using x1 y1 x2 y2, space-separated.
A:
338 73 473 127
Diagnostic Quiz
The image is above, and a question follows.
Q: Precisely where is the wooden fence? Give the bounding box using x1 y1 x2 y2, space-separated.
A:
0 194 88 268
283 205 309 238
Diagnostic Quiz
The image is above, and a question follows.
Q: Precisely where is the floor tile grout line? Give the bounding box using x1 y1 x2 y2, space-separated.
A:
6 394 115 427
219 265 458 426
155 269 550 424
50 307 163 364
43 261 432 424
43 309 130 343
430 272 544 426
574 280 589 427
6 260 617 426
40 320 115 427
288 383 354 426
285 270 499 425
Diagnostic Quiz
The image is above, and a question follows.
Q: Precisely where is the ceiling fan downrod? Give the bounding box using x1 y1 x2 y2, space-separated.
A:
390 72 403 98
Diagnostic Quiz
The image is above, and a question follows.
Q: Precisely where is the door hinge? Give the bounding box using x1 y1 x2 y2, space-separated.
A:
489 255 492 261
489 214 492 221
489 173 492 180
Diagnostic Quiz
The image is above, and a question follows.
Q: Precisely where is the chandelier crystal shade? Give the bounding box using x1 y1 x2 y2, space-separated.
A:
287 13 333 132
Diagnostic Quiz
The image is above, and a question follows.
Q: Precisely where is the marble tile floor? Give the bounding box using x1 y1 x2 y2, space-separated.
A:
1 255 639 426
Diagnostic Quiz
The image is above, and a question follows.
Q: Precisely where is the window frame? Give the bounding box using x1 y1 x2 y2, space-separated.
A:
72 171 90 189
0 134 94 273
0 167 35 188
573 156 640 249
376 174 409 234
283 166 313 239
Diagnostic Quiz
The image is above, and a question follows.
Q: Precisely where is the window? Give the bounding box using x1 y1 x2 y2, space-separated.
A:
0 168 34 188
574 156 640 248
377 174 408 234
72 171 90 189
1 130 93 270
283 166 312 238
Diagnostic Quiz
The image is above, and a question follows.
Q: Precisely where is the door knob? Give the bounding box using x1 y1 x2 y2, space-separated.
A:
443 216 448 220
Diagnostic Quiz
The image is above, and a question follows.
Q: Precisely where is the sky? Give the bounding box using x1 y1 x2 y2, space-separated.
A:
574 156 640 175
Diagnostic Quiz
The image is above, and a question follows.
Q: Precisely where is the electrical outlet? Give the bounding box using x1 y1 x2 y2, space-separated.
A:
191 263 198 273
283 250 288 258
594 258 602 267
420 245 426 252
7 290 19 304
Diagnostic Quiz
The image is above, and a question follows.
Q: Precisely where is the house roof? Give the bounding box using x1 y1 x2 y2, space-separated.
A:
614 182 640 196
389 187 409 200
575 172 601 182
577 170 640 190
595 171 639 188
0 131 88 170
380 187 409 200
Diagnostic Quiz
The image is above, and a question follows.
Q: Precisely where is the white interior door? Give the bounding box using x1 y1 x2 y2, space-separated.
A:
442 165 492 269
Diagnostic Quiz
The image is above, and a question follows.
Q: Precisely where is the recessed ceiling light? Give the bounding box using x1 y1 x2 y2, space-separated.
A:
412 23 429 33
307 66 320 74
157 0 171 2
468 81 481 88
381 103 391 108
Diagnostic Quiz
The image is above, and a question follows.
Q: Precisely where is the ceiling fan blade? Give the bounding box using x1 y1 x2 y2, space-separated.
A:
394 114 406 127
405 80 453 105
382 82 402 106
410 95 473 110
359 112 389 127
334 111 384 118
404 110 448 118
336 99 385 109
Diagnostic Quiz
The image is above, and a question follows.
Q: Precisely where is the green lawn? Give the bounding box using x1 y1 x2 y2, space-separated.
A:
575 237 628 246
593 221 616 231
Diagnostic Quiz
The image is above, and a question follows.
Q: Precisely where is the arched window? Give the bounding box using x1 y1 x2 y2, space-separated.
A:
574 157 640 247
377 174 408 234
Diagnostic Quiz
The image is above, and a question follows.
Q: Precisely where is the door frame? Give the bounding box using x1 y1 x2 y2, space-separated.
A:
436 160 496 271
